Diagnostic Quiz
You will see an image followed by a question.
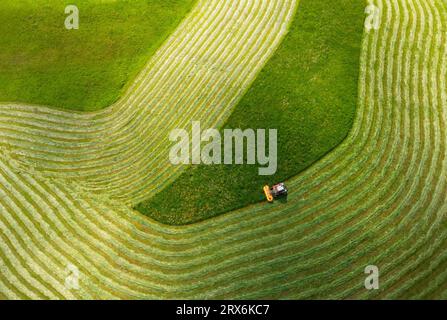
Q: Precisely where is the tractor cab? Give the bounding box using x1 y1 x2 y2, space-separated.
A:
263 183 288 202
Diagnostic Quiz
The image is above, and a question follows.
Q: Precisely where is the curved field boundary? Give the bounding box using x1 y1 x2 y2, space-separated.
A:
1 0 446 299
0 0 298 205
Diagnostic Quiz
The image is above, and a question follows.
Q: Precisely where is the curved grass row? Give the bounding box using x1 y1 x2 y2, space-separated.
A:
0 0 446 299
0 0 298 205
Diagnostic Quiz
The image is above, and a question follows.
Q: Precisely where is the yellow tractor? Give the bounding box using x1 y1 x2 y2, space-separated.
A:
263 183 288 203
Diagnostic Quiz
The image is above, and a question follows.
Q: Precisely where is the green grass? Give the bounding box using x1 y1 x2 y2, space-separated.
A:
136 0 366 225
0 0 195 111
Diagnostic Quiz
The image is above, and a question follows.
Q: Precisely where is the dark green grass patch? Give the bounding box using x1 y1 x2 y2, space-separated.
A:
136 0 366 225
0 0 195 111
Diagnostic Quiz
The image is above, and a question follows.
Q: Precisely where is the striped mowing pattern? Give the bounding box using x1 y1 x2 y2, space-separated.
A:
1 0 446 299
0 0 298 206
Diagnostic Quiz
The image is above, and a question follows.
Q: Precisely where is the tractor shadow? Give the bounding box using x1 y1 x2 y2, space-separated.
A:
277 196 288 204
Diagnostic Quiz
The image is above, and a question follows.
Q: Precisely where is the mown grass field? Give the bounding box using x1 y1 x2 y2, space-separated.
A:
136 0 365 225
0 0 446 300
0 0 195 111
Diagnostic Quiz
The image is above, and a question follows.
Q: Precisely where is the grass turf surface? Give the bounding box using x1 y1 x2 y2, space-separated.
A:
0 0 195 111
136 0 366 225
